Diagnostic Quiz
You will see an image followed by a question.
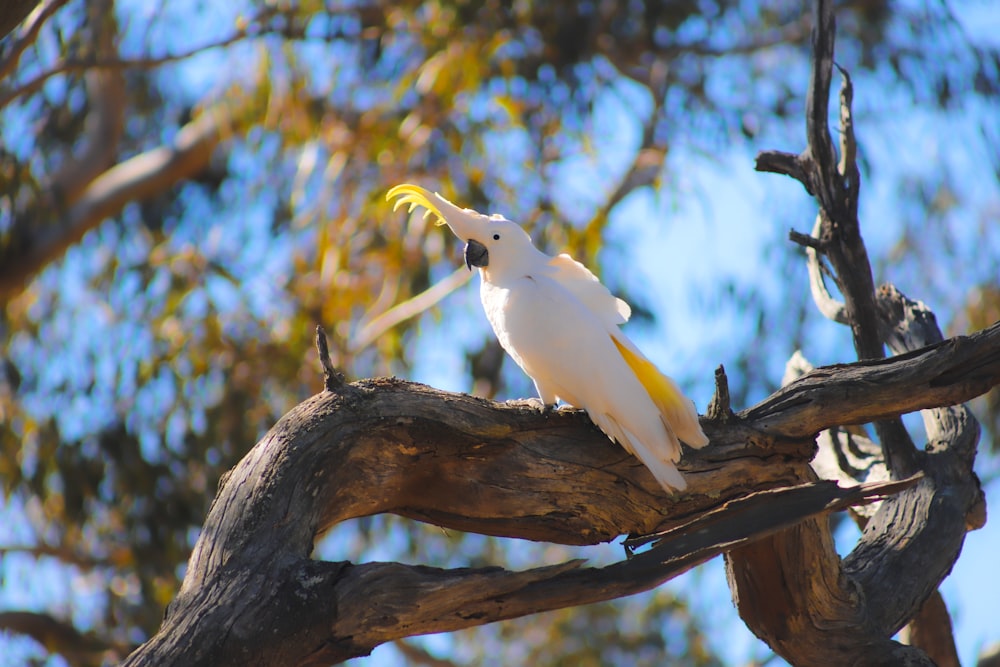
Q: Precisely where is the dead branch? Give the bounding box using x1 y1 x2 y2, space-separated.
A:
728 1 984 665
741 319 998 438
120 318 999 666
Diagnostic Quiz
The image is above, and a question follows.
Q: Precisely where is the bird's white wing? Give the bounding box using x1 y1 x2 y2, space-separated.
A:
546 253 707 451
495 272 689 490
545 253 631 326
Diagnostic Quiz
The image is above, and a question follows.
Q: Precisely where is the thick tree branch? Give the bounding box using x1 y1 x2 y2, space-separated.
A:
171 469 905 667
731 301 983 665
793 291 979 661
121 320 999 665
732 2 982 665
741 319 998 438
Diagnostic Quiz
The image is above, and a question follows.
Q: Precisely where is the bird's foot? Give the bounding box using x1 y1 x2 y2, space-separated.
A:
521 397 558 413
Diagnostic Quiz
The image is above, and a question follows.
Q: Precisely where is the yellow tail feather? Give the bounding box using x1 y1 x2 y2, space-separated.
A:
611 335 709 449
611 336 684 412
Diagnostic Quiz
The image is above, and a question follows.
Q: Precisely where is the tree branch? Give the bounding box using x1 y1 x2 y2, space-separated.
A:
46 0 125 206
754 150 810 190
801 214 849 324
121 320 999 665
0 610 118 667
315 325 345 391
741 319 999 438
0 106 232 303
706 364 735 423
0 0 70 80
783 0 920 477
731 3 981 664
0 543 112 570
349 267 472 353
0 7 289 110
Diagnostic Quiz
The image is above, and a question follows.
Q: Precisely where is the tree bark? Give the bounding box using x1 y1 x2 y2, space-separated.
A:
727 1 984 665
118 1 993 664
121 318 999 666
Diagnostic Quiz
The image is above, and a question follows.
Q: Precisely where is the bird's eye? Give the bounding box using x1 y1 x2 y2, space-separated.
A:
493 233 500 240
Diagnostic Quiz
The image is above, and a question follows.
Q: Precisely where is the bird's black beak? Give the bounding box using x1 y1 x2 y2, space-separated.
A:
464 239 489 270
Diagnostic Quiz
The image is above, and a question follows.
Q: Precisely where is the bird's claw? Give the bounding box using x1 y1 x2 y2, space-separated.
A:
521 397 557 413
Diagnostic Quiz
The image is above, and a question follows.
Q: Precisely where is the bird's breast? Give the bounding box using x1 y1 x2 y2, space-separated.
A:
480 273 596 354
479 278 521 354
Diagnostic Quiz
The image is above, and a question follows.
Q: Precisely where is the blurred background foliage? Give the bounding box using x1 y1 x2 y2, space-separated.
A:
0 0 997 665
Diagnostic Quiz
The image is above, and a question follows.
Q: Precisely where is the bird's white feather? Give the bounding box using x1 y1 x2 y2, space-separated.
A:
609 331 710 450
483 272 694 490
545 253 631 326
387 183 709 492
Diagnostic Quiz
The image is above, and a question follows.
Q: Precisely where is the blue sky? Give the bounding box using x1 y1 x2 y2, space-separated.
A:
2 1 999 665
403 35 1000 662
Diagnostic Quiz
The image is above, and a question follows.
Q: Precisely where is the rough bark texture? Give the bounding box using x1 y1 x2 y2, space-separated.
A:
727 1 985 665
119 316 999 666
116 1 993 665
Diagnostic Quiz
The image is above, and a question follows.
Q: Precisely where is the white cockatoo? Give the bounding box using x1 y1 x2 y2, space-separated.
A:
387 184 709 491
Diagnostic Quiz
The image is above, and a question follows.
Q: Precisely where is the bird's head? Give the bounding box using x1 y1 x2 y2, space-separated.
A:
387 184 538 277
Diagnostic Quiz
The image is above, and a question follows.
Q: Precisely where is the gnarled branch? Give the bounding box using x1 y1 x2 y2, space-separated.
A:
122 317 999 666
732 0 984 665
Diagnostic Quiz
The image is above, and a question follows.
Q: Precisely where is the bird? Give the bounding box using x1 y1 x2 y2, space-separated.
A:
387 184 709 491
